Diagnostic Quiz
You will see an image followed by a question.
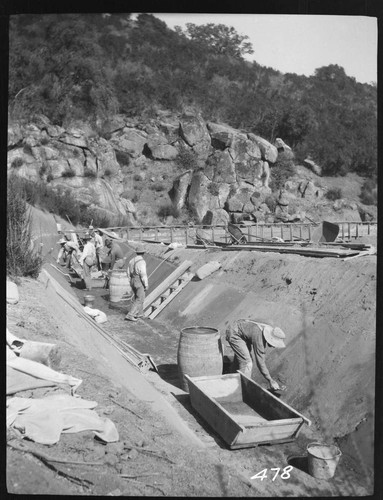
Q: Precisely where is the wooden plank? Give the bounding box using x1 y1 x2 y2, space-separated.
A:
239 372 312 426
143 260 193 310
186 375 244 447
234 420 301 448
148 273 193 319
221 245 356 258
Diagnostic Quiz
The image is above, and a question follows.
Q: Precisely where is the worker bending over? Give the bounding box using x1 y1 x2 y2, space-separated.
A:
57 238 79 268
226 319 286 391
105 239 125 270
79 233 96 291
125 243 148 322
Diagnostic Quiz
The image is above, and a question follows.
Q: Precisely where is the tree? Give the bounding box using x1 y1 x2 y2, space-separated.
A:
176 23 254 59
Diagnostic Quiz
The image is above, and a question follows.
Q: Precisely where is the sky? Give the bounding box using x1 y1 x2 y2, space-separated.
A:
153 14 377 84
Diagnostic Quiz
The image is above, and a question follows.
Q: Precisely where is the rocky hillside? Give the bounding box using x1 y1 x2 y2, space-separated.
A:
7 112 377 227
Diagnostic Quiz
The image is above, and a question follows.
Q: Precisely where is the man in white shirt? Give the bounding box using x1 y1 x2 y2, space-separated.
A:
92 229 104 271
125 243 148 322
79 233 96 291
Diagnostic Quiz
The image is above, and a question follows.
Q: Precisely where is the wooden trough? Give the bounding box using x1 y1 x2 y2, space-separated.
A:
185 372 311 449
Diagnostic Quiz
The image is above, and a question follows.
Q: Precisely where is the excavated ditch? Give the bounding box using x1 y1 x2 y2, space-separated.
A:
23 209 376 495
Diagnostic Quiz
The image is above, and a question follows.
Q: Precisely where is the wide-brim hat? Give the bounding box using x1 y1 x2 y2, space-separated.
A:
82 232 92 240
58 237 67 245
135 243 145 254
263 326 286 348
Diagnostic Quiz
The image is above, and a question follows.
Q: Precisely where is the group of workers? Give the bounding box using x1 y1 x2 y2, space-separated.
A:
57 229 285 390
57 228 148 323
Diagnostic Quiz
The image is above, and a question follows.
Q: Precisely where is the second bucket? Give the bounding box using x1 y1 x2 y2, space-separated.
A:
177 326 223 392
307 442 342 480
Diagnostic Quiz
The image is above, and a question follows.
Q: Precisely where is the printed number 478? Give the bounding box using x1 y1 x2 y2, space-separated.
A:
251 466 292 481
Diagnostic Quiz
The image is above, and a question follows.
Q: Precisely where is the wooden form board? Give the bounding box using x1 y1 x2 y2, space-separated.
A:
143 260 192 310
222 245 358 258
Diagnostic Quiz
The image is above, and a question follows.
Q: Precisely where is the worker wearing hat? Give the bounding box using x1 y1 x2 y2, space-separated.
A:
226 319 286 391
79 232 96 290
125 243 148 322
56 237 79 268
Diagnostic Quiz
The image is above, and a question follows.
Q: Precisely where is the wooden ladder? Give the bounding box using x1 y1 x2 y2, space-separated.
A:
144 271 194 319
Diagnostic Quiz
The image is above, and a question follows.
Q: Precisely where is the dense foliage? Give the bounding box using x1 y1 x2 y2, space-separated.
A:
9 13 377 177
7 174 43 278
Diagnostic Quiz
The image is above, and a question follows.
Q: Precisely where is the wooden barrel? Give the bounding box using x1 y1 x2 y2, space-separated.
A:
109 270 132 303
177 326 223 392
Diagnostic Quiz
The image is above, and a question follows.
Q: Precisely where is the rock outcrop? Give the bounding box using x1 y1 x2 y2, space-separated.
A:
8 112 366 226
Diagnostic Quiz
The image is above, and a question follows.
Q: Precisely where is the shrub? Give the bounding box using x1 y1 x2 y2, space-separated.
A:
40 136 50 145
359 178 377 206
7 174 43 278
62 168 76 178
103 168 112 177
157 203 180 219
23 143 33 155
269 158 296 191
208 182 220 196
264 194 278 212
150 182 166 192
176 147 199 171
39 164 48 178
325 188 343 201
115 150 131 166
131 192 139 203
11 157 23 168
133 173 142 181
47 173 54 183
84 169 97 178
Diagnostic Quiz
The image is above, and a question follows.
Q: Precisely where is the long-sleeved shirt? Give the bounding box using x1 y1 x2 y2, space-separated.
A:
234 319 272 381
94 233 103 250
79 241 96 266
128 255 148 289
57 241 79 261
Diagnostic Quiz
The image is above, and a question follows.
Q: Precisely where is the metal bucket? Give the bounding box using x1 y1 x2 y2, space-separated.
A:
177 326 223 392
84 294 95 308
307 442 342 480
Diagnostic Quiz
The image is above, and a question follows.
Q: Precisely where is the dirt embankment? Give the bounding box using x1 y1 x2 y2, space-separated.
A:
147 241 376 468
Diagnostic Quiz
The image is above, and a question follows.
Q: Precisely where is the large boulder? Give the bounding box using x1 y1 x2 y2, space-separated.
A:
179 114 208 147
109 128 147 158
158 115 181 141
205 150 236 183
149 144 178 160
169 170 193 210
225 185 254 212
275 137 292 152
179 114 211 161
207 122 239 149
202 208 230 226
248 133 278 164
187 171 215 221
